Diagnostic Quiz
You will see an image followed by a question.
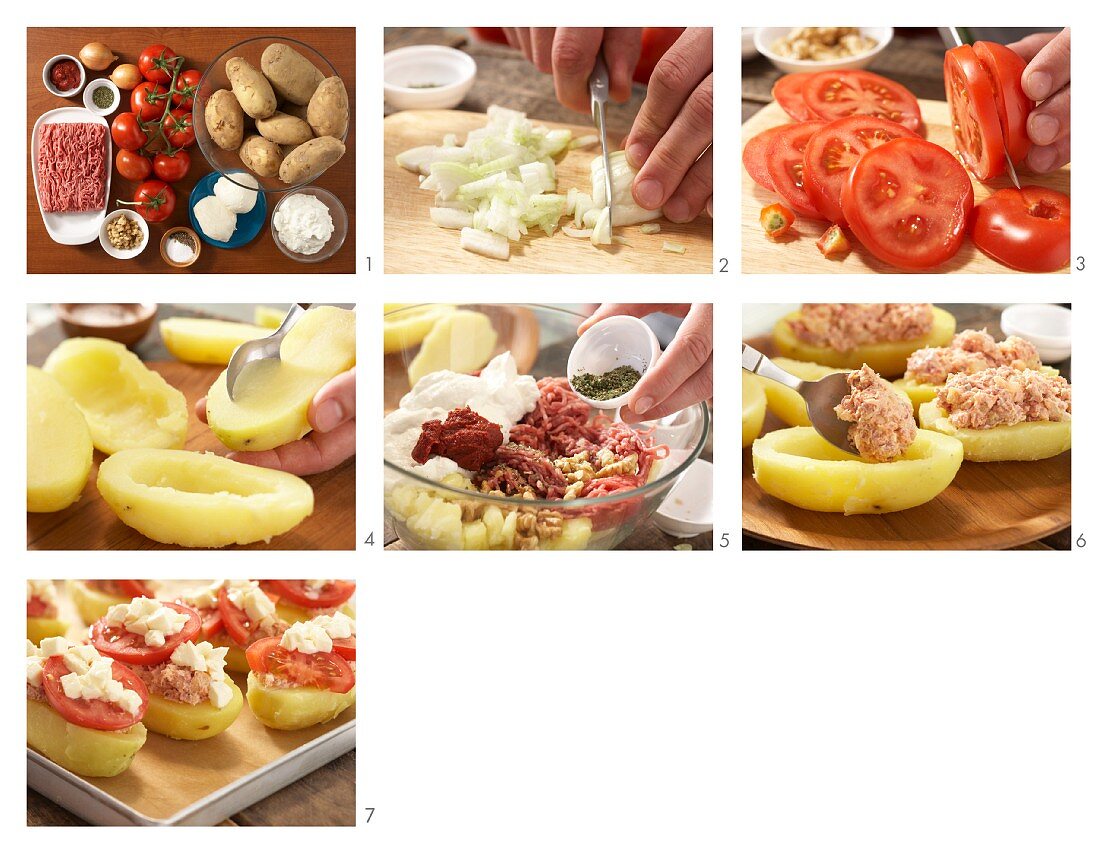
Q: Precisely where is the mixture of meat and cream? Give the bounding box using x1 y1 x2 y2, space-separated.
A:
790 303 934 352
905 329 1042 385
936 367 1072 430
835 365 917 462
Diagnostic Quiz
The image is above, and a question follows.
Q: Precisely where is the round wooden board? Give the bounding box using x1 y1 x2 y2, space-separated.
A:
741 335 1071 550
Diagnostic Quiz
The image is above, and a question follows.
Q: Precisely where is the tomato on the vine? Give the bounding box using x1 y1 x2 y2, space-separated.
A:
126 180 177 223
153 149 191 183
110 112 148 151
132 81 169 121
139 44 179 85
172 69 202 110
165 109 195 148
116 149 152 181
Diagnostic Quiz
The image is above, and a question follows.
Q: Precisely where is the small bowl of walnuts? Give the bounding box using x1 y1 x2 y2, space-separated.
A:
754 27 892 73
99 210 149 260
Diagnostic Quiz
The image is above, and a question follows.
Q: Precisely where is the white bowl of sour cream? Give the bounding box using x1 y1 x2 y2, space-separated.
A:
271 187 347 263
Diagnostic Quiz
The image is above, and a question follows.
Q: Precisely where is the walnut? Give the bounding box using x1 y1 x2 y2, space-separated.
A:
459 500 486 523
535 510 563 540
516 512 537 535
515 533 539 550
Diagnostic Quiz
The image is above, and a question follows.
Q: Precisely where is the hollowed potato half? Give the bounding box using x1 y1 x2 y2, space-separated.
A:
895 365 1060 408
97 449 314 547
918 402 1071 462
246 671 355 730
206 306 356 451
43 338 187 455
160 318 270 365
742 375 766 447
27 698 147 778
27 617 69 645
752 426 963 514
773 307 956 377
141 679 244 740
761 357 912 427
27 365 93 512
68 580 129 624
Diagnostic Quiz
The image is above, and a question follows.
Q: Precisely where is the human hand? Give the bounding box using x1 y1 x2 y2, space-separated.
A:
623 27 713 222
578 304 712 424
1008 28 1070 173
196 367 356 475
501 27 641 113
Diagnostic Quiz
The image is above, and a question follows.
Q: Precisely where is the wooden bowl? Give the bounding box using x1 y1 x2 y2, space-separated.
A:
54 303 158 347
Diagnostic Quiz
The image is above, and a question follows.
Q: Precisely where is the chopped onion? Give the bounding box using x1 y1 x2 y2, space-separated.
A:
430 207 474 229
662 241 687 255
640 223 662 235
570 134 599 149
562 227 593 238
590 152 663 227
590 207 612 246
460 227 510 260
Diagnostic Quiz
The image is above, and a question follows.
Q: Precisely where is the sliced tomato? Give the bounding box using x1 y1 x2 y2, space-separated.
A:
27 597 51 617
970 186 1070 273
944 45 1005 180
218 586 279 647
116 580 154 597
973 41 1033 166
175 600 224 639
803 70 922 133
764 120 828 219
264 580 355 610
90 600 201 666
772 73 815 122
760 203 795 239
841 137 974 270
332 637 356 661
742 125 786 191
41 655 148 730
802 116 921 224
816 225 851 258
246 637 355 694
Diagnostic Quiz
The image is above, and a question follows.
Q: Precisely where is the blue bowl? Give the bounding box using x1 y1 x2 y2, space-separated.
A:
188 171 268 248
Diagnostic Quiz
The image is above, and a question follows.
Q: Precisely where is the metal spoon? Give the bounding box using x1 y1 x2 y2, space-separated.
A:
225 303 310 401
742 343 857 456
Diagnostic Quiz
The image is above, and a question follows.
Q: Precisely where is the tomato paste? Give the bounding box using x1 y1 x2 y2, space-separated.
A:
412 406 503 471
50 59 81 92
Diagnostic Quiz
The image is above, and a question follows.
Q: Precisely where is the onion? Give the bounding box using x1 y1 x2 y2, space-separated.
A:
110 63 142 90
79 42 117 71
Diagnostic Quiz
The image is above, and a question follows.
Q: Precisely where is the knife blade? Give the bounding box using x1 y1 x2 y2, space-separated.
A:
589 50 613 228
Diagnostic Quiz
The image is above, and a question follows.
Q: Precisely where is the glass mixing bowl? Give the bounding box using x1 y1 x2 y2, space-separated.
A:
193 36 349 193
384 304 710 551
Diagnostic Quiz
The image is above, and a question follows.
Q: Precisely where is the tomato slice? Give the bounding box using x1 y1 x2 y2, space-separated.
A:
116 580 153 598
742 125 786 191
945 45 1005 180
174 600 224 640
90 600 201 666
246 637 355 694
802 116 920 224
803 70 922 132
264 580 355 610
218 586 279 647
973 41 1033 166
41 655 148 731
970 186 1070 273
772 73 815 122
332 637 356 661
841 137 974 270
764 120 828 219
27 597 51 617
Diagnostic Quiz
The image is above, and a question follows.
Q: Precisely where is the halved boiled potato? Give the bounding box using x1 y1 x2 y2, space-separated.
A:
276 600 355 626
773 307 956 377
141 679 244 740
246 671 355 730
752 426 963 514
43 338 187 454
97 449 314 547
206 306 356 452
27 617 69 645
160 317 270 365
895 365 1060 408
210 636 249 673
761 357 912 427
27 698 147 777
255 305 287 329
742 374 766 447
68 580 128 624
918 402 1071 462
407 309 496 387
27 365 93 512
383 303 455 354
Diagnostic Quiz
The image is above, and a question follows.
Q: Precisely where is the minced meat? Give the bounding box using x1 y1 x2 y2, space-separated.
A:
835 364 917 462
27 682 46 702
936 367 1071 430
790 303 934 352
905 329 1041 385
134 661 211 706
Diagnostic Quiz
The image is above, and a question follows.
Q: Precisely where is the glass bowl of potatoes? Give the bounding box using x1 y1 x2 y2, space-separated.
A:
194 36 350 193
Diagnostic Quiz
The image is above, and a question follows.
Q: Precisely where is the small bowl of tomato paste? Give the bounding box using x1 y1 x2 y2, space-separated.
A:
42 54 85 98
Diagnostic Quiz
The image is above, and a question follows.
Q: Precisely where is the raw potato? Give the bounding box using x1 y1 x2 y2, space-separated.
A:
918 402 1072 462
773 307 957 377
894 365 1060 407
225 56 277 119
68 580 128 624
279 136 345 184
27 365 92 512
752 427 964 515
261 42 325 106
140 681 244 740
307 77 349 138
27 698 147 777
246 671 355 730
280 101 310 121
206 306 355 451
43 338 187 455
160 317 270 365
97 449 315 548
742 375 766 447
238 135 284 177
762 357 912 427
205 89 245 151
407 309 497 386
256 111 314 145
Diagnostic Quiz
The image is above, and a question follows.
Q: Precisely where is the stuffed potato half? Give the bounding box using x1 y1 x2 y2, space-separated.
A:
27 698 147 778
742 375 766 447
760 357 913 427
773 307 957 377
68 581 127 625
918 403 1071 462
246 671 355 731
140 678 244 740
752 427 964 514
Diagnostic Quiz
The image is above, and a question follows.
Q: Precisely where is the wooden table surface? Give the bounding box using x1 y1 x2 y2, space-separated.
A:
27 27 356 274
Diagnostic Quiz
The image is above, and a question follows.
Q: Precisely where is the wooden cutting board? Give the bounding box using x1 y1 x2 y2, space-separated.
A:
27 362 355 551
384 109 712 273
741 334 1071 550
741 99 1071 274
